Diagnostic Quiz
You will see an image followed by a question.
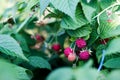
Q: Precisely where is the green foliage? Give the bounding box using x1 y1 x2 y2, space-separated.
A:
61 5 88 30
99 13 120 39
0 59 32 80
46 68 73 80
40 0 50 15
0 24 13 34
14 34 29 52
100 0 116 9
24 0 39 12
47 61 99 80
0 35 28 61
104 57 120 68
28 56 51 70
75 68 99 80
107 70 120 80
50 0 79 19
105 37 120 55
80 0 98 22
1 0 120 79
66 25 91 37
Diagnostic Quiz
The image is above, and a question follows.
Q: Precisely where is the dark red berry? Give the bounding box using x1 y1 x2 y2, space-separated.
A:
35 34 45 42
52 43 61 52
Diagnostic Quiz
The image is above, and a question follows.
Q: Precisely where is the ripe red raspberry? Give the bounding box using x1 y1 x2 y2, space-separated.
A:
79 50 90 60
52 43 61 52
68 53 76 62
35 34 45 42
64 47 73 57
75 38 86 48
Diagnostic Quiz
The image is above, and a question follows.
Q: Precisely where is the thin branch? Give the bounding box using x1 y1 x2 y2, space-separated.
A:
93 2 120 19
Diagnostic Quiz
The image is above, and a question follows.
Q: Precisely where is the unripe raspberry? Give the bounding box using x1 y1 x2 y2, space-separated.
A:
79 50 90 60
64 47 73 57
68 53 76 62
75 38 86 48
52 43 61 52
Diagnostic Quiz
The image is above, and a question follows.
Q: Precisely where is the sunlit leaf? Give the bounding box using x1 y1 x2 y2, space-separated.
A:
61 5 88 30
50 0 79 19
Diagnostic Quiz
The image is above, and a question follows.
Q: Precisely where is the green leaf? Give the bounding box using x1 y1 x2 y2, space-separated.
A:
16 16 31 33
87 21 99 46
47 62 99 80
100 0 116 9
99 13 120 39
80 0 98 22
61 5 88 30
40 0 50 15
17 2 27 11
0 23 3 29
105 37 120 55
66 25 92 37
104 57 120 68
96 45 106 62
107 70 120 80
14 34 29 52
25 0 39 12
0 35 28 61
28 56 51 70
75 68 99 80
0 24 13 34
50 0 79 19
0 59 32 80
46 68 73 80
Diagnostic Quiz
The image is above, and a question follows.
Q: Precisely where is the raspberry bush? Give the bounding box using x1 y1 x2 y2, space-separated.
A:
0 0 120 80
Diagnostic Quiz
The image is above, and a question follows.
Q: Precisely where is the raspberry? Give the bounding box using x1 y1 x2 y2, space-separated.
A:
64 47 73 57
75 38 86 48
52 43 61 52
35 34 45 42
79 50 90 60
68 53 76 62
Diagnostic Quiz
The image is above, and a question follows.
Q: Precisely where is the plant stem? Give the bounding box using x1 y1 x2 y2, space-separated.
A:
98 50 106 72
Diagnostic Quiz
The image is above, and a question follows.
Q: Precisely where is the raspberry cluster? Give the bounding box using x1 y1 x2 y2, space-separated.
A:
64 38 91 62
64 47 76 62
